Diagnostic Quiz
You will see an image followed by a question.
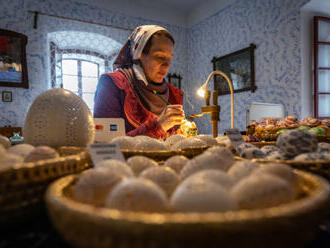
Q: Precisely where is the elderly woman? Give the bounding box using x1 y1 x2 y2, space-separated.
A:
94 25 184 139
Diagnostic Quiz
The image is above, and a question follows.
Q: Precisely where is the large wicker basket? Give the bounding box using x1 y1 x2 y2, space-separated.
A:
46 170 330 248
0 146 90 226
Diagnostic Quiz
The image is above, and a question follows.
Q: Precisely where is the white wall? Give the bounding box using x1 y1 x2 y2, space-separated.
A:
301 1 330 117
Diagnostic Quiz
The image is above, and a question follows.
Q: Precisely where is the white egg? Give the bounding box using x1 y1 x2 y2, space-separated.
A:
254 163 300 194
140 166 180 196
95 159 133 177
8 144 35 158
195 135 218 146
24 88 95 147
164 155 189 174
0 135 11 149
134 138 168 151
231 173 295 209
105 178 168 212
126 156 158 176
164 134 186 147
185 169 234 190
171 137 207 150
170 177 237 213
73 168 126 206
204 146 234 158
24 146 59 162
180 150 234 179
227 160 259 182
0 153 24 170
110 136 136 150
0 144 6 159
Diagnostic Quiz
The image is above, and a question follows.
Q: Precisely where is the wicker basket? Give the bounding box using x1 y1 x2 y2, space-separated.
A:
253 158 330 181
46 170 330 248
0 146 90 226
249 141 276 148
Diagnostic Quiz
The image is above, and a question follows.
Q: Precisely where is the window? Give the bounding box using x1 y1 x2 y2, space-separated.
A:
49 31 121 113
314 16 330 118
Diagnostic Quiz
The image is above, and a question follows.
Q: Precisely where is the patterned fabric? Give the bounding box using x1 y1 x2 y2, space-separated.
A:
113 25 171 115
93 71 183 139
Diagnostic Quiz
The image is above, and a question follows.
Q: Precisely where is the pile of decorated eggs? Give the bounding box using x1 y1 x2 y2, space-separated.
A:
72 146 300 213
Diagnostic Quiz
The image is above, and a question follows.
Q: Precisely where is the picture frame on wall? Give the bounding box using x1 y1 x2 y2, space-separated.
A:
212 44 256 95
0 29 29 88
2 90 12 102
167 73 182 90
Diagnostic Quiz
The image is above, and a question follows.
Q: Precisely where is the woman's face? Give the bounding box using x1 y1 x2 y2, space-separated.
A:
140 35 174 83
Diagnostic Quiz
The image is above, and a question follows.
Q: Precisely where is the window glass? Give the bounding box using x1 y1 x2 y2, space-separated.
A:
82 61 98 77
318 20 330 42
318 45 330 68
82 92 95 111
319 94 330 117
318 70 330 92
63 75 78 92
62 59 78 75
82 77 98 93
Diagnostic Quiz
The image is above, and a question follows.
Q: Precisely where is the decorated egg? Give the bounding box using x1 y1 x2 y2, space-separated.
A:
276 130 318 158
105 178 168 212
24 88 95 147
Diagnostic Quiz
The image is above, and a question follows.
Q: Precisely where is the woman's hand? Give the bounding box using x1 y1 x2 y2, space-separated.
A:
157 105 184 131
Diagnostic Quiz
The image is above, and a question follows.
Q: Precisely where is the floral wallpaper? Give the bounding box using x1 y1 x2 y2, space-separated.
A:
0 0 311 136
185 0 310 134
0 0 187 127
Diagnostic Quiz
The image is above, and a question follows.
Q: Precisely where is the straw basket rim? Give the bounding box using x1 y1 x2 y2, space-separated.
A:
46 170 330 226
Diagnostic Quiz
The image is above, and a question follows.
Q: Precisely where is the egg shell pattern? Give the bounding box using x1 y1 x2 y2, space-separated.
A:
105 178 168 212
240 148 266 159
24 146 59 162
255 163 300 195
73 168 126 206
195 135 218 146
0 153 24 170
185 169 235 190
170 178 237 213
140 166 180 196
180 151 234 179
294 152 330 161
276 130 318 158
231 173 295 209
126 156 158 176
95 159 134 177
0 135 11 149
236 143 257 154
110 136 136 150
260 145 281 156
171 137 207 150
227 160 259 182
134 139 168 151
317 143 330 153
164 155 189 174
8 144 35 158
204 146 234 158
0 144 6 159
164 134 186 147
266 151 287 160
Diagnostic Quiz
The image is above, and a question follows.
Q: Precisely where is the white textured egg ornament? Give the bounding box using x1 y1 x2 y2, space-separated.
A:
24 88 95 147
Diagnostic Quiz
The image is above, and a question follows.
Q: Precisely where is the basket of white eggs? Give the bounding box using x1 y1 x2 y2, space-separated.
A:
235 130 330 180
111 134 218 161
0 141 90 225
46 146 330 248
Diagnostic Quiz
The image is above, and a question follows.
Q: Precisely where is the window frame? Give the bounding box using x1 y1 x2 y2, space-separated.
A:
314 16 330 119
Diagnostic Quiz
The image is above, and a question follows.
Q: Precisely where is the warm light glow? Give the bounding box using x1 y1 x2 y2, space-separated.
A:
197 88 205 97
